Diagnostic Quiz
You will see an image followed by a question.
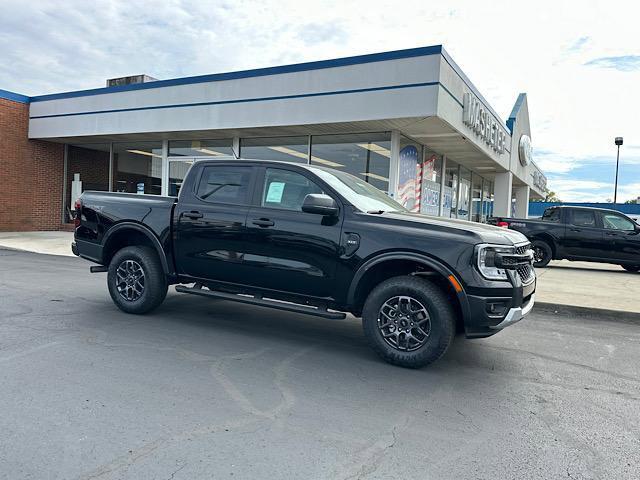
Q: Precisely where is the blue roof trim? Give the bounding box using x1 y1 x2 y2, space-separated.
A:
30 45 443 103
507 93 526 134
0 88 30 103
30 82 440 119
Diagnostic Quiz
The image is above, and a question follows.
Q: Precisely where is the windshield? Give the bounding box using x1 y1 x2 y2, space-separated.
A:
308 167 407 213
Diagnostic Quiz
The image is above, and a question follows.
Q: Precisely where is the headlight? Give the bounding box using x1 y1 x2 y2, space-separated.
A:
475 244 514 281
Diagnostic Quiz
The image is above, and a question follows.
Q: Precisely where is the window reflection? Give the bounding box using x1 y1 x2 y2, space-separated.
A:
113 142 163 195
169 139 234 157
240 136 308 163
310 133 391 192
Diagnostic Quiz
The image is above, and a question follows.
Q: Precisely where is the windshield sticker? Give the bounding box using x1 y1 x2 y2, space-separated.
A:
266 182 285 203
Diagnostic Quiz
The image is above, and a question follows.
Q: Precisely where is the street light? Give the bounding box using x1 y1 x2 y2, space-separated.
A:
614 137 623 204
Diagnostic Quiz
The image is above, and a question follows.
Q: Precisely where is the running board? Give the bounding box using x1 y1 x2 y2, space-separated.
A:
175 285 346 320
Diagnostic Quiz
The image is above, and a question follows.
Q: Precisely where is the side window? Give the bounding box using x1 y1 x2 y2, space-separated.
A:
602 213 635 231
571 210 596 227
542 208 561 223
261 168 323 211
196 166 252 205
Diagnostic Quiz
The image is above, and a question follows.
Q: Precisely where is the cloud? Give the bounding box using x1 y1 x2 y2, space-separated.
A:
1 0 639 205
584 55 640 72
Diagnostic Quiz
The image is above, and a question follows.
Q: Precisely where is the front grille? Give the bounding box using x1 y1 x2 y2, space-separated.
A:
515 242 535 285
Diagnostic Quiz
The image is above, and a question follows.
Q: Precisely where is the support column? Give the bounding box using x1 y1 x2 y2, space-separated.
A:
388 131 401 199
160 140 169 197
232 137 241 159
438 155 447 217
493 171 513 218
513 185 530 219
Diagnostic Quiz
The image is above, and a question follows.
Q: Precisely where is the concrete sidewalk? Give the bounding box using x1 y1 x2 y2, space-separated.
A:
536 260 639 315
0 231 74 257
1 231 638 316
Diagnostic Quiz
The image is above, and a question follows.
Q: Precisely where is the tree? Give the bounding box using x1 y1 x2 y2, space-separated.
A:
532 188 561 203
624 199 638 204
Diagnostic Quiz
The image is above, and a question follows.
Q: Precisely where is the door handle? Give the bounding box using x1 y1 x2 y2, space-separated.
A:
183 211 203 219
569 228 581 232
252 218 275 227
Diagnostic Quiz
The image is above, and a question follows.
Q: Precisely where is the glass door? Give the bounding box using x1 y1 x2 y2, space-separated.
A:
168 158 194 196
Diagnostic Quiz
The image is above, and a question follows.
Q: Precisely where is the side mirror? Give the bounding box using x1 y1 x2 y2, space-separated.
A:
302 194 338 216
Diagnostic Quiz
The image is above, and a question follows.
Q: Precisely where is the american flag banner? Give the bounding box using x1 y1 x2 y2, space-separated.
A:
413 162 423 213
398 145 419 210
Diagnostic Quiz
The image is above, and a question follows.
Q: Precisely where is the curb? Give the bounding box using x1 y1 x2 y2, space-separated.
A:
534 302 640 323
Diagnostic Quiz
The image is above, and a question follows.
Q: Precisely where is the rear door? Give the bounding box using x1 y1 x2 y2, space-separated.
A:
600 211 640 263
561 209 606 259
242 166 343 298
174 163 256 283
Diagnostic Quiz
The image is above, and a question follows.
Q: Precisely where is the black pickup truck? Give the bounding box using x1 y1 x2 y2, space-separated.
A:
73 159 535 368
492 205 640 270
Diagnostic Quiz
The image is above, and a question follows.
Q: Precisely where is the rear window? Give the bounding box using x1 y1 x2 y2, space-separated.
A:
195 166 253 205
542 208 561 223
571 210 596 227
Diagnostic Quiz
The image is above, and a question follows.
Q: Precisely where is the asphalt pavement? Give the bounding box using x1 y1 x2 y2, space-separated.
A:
1 249 639 479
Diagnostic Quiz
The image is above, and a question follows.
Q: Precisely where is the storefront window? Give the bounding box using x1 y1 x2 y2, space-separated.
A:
483 180 494 219
169 159 193 196
113 142 163 195
421 148 442 216
310 133 391 192
65 144 110 222
168 139 233 157
471 173 483 222
444 161 459 218
458 167 471 220
240 136 308 163
397 136 422 211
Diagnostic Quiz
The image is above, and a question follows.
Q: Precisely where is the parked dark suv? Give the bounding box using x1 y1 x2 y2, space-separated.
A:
73 159 536 368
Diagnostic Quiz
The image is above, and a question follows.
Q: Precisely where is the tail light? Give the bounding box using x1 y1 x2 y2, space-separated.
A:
74 199 82 227
497 221 509 228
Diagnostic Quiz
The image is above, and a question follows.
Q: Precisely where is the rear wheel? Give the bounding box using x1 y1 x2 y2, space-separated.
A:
362 276 456 368
532 240 553 268
107 246 168 314
621 264 640 272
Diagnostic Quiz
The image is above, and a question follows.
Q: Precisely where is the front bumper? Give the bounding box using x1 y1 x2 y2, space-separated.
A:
462 267 536 338
490 293 535 330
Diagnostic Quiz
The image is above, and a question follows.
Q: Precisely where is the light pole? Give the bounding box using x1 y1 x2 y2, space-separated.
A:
614 137 623 204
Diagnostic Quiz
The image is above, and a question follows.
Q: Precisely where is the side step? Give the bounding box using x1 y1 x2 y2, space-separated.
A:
175 285 346 320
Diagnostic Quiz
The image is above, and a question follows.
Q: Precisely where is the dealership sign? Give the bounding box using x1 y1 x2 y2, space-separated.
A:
532 170 547 191
463 92 507 154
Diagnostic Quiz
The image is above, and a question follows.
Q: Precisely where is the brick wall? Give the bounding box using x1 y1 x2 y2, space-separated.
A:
65 145 110 222
0 98 65 231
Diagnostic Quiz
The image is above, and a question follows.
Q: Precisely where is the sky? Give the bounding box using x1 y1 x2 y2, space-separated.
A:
1 0 638 202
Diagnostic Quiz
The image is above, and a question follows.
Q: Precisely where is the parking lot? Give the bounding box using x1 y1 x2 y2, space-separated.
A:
1 248 639 479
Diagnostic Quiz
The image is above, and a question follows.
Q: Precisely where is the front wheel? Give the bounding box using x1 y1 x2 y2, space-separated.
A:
532 240 553 268
622 264 640 273
362 276 456 368
107 246 168 314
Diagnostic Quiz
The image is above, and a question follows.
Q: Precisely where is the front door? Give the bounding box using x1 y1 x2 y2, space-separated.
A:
561 209 605 259
243 167 343 299
600 211 640 263
174 164 256 283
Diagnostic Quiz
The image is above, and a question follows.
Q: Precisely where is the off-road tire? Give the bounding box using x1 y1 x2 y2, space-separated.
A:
107 246 168 314
532 240 553 268
362 275 456 368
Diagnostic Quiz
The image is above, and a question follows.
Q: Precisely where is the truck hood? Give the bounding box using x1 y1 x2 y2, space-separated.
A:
379 211 529 246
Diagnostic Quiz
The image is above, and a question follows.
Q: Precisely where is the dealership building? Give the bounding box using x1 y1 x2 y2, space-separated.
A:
0 45 546 231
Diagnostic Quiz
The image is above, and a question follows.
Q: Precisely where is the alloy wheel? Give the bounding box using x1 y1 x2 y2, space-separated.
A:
115 260 145 301
377 296 431 351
